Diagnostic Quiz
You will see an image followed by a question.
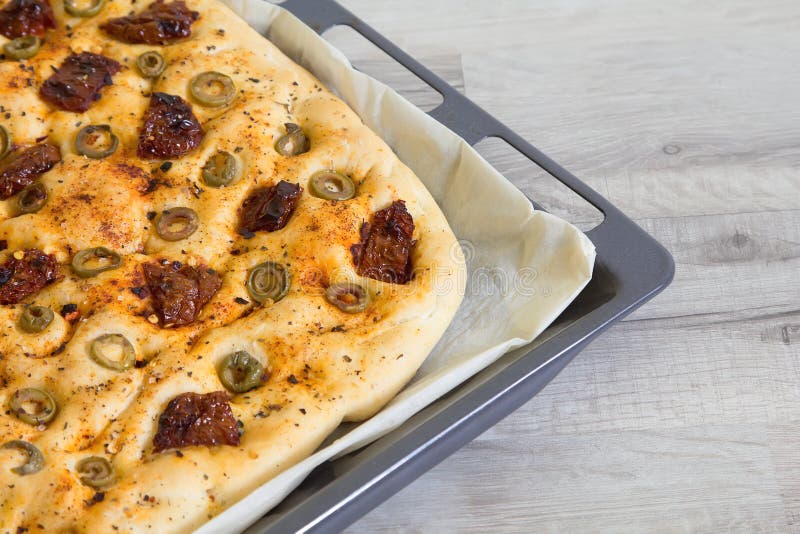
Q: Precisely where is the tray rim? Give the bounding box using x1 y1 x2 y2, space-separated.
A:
246 1 676 531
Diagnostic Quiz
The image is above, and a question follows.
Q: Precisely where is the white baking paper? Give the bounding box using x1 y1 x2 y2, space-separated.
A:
198 2 596 532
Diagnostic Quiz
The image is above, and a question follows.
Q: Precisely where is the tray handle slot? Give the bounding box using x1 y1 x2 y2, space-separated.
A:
320 24 446 112
474 137 606 231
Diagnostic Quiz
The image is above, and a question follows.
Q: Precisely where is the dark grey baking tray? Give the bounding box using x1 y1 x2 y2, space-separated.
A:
247 1 675 531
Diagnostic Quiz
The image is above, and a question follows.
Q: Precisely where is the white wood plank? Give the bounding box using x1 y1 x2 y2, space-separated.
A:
628 210 800 321
767 423 800 531
350 425 787 533
518 310 800 435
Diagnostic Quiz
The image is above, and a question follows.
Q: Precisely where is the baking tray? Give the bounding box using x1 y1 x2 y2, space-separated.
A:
245 0 675 531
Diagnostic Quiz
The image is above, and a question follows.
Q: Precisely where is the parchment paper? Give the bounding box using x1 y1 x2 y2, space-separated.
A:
198 2 596 532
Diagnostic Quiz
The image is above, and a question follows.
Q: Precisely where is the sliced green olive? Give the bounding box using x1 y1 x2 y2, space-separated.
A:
325 282 370 313
218 351 265 394
136 50 165 78
19 305 54 333
201 151 239 188
16 182 47 214
0 125 9 160
155 207 199 241
274 123 309 156
89 333 135 371
71 247 122 278
246 262 289 304
8 388 58 426
75 124 118 159
76 456 114 488
64 0 105 16
309 170 355 201
3 440 43 475
190 71 236 107
3 36 41 61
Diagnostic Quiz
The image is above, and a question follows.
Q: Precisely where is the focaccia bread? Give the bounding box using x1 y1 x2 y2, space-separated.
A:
0 0 466 530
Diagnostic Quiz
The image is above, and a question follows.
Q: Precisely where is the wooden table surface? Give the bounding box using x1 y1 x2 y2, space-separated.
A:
323 0 800 531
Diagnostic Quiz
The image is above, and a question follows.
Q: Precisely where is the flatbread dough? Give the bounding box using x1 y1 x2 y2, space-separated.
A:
0 0 465 530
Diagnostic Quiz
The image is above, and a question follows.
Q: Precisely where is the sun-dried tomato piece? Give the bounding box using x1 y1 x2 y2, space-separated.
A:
238 180 302 236
39 52 121 113
142 261 221 327
0 0 55 39
0 143 61 200
153 391 240 452
0 249 61 304
137 93 204 159
100 0 198 45
351 200 415 284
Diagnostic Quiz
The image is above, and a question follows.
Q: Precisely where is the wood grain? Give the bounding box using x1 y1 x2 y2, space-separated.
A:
323 0 800 531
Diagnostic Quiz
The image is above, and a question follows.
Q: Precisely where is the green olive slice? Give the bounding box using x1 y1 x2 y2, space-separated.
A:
89 333 135 371
325 282 370 313
64 0 104 16
76 456 114 488
19 305 54 333
3 440 43 475
8 388 58 426
246 262 289 304
0 125 9 160
189 71 236 107
155 207 199 241
218 351 265 394
75 124 118 159
3 36 41 60
309 170 355 201
16 182 48 214
201 151 239 188
71 247 122 278
136 51 165 78
274 123 309 156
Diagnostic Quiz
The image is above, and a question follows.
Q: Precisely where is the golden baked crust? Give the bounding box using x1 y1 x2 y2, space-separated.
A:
0 0 465 530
